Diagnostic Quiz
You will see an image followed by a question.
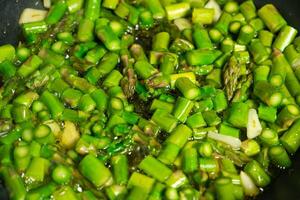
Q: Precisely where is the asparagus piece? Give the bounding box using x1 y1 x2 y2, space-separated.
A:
258 4 287 33
273 26 298 51
223 56 241 101
79 154 112 187
0 44 15 62
138 155 172 182
269 146 292 168
172 97 194 123
244 160 271 187
237 25 255 45
253 81 283 107
0 166 26 200
281 119 300 154
186 49 222 66
175 77 199 100
259 128 279 147
240 0 257 21
165 3 190 21
45 2 68 25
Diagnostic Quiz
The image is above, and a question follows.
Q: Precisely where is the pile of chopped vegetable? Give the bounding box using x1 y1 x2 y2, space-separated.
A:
1 0 300 199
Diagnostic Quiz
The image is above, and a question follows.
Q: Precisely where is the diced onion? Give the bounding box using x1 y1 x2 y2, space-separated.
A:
205 0 221 22
247 109 262 139
60 121 80 149
19 8 48 24
44 0 51 9
208 131 242 150
44 120 61 137
174 18 192 31
240 171 259 196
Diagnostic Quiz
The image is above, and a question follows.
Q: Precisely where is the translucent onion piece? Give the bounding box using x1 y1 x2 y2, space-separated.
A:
208 131 242 150
205 0 221 22
240 171 260 196
247 109 262 139
19 8 48 24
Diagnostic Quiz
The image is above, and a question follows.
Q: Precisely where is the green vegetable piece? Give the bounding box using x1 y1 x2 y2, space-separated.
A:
139 155 172 182
79 154 112 188
227 102 249 128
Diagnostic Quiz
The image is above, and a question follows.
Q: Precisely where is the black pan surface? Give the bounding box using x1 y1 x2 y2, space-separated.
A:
0 0 300 199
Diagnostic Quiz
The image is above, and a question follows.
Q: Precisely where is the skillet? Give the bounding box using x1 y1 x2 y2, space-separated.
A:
0 0 300 199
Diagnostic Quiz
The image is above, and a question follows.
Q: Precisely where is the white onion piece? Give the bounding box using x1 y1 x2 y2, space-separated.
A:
174 18 192 31
44 0 51 9
247 109 262 139
205 0 221 22
44 120 61 137
240 171 259 196
19 8 48 24
208 131 242 150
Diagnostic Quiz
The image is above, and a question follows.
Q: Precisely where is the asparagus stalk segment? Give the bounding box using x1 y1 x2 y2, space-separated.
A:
269 146 292 168
0 166 26 200
240 0 257 21
258 4 287 33
281 119 300 154
273 26 298 52
165 3 191 21
138 155 172 182
175 77 199 100
0 44 15 63
253 81 283 107
186 49 222 66
244 160 271 187
79 154 112 188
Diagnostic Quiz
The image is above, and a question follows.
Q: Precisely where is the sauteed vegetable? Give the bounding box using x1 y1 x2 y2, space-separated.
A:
1 0 300 199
